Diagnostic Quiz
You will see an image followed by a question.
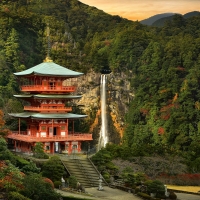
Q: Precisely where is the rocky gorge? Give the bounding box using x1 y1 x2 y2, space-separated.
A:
75 70 135 148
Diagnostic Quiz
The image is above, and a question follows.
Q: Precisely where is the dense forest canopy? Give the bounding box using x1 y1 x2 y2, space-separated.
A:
0 0 200 164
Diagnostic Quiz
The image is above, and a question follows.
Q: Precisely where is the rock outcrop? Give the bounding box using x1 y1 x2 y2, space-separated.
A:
76 70 134 146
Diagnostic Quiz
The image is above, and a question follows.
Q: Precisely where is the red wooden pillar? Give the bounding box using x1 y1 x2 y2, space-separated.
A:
50 142 54 154
72 121 74 134
29 143 32 153
32 142 35 154
23 142 25 152
25 143 27 153
14 140 16 152
24 142 26 152
68 141 72 155
42 142 45 153
19 141 21 152
27 143 30 153
66 119 69 136
78 141 81 152
21 141 23 152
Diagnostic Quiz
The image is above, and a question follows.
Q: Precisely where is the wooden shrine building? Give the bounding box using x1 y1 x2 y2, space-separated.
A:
7 57 92 154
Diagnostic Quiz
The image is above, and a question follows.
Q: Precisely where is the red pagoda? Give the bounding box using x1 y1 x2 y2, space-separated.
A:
7 57 92 154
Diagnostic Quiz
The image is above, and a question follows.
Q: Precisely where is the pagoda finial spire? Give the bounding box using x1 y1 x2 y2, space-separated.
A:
44 22 53 62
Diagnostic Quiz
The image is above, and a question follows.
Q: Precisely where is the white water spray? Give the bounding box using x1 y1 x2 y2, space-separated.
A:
98 75 108 150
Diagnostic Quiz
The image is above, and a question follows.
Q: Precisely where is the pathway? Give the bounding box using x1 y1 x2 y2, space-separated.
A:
176 193 200 200
56 186 141 200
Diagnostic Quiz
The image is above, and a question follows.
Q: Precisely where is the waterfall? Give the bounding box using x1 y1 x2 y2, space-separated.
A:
98 74 108 151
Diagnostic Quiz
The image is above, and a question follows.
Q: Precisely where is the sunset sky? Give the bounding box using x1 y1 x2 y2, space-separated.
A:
79 0 200 21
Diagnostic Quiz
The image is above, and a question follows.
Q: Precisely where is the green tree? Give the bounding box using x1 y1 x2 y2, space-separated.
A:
8 191 31 200
21 173 61 200
33 142 49 159
21 161 41 174
42 156 65 182
68 175 77 189
0 137 16 164
0 110 9 137
0 160 24 193
91 148 112 172
121 167 146 186
4 28 20 72
146 180 165 196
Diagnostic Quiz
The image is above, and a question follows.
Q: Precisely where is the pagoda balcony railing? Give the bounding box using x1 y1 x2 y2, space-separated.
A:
21 85 76 92
7 132 92 142
24 106 72 112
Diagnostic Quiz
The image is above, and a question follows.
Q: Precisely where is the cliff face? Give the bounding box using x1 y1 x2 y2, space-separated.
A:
76 70 134 146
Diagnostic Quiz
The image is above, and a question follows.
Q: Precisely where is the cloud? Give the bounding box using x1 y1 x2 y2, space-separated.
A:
79 0 200 20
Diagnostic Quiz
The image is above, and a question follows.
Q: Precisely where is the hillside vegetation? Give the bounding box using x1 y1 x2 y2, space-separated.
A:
0 0 200 172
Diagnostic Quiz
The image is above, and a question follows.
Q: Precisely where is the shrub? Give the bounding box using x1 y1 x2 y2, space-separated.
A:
146 180 165 196
68 176 77 189
137 192 152 200
43 177 54 188
15 156 29 168
42 156 65 182
189 157 200 173
54 181 62 189
103 172 110 183
22 173 61 200
21 161 40 174
121 167 147 187
135 186 140 193
168 191 177 199
62 197 92 200
33 142 49 159
105 161 119 171
8 191 31 200
173 173 200 186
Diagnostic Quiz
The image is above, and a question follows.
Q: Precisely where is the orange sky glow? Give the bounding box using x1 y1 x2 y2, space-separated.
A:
79 0 200 21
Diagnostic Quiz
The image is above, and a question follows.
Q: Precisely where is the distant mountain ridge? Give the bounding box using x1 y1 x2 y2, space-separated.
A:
140 11 200 26
152 11 200 27
140 13 176 25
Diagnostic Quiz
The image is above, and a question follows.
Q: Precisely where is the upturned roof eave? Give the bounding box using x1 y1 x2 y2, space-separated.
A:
8 112 87 119
13 61 84 77
14 71 83 77
13 94 82 99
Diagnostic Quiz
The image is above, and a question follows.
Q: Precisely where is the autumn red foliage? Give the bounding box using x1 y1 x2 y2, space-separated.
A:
158 173 200 186
0 161 24 191
43 177 54 188
158 127 165 134
140 108 149 115
177 66 185 71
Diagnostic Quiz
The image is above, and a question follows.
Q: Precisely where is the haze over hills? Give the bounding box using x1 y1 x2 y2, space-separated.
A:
140 11 200 26
152 11 200 27
140 13 176 25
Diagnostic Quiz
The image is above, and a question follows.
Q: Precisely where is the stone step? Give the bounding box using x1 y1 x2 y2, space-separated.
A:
61 158 107 188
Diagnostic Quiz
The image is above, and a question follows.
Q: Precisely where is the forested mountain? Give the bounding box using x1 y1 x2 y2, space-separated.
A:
140 13 175 25
0 0 132 113
152 11 200 27
1 0 200 166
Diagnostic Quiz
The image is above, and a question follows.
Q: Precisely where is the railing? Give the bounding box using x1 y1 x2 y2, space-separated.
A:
21 85 76 92
12 131 27 135
75 159 95 187
60 159 71 176
24 106 72 112
88 157 109 186
7 132 93 142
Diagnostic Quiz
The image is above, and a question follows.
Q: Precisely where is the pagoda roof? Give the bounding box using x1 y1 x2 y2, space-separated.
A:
9 112 87 119
14 61 84 77
14 94 82 99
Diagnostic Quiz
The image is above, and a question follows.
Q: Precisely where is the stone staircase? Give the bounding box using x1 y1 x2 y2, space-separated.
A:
61 157 108 188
